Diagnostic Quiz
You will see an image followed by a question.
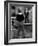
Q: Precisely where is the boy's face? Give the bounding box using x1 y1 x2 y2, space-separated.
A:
13 9 15 13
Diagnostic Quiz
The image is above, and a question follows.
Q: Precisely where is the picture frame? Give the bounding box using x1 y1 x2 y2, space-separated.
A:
4 1 37 45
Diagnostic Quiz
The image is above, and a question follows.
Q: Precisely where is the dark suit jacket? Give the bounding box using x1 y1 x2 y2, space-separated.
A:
16 14 24 22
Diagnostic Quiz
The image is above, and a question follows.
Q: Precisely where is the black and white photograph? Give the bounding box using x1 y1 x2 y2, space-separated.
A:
4 1 37 45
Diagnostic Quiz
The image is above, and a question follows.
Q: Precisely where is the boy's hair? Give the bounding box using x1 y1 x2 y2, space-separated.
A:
11 6 15 9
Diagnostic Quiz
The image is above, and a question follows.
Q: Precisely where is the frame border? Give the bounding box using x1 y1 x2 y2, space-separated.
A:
4 1 37 45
